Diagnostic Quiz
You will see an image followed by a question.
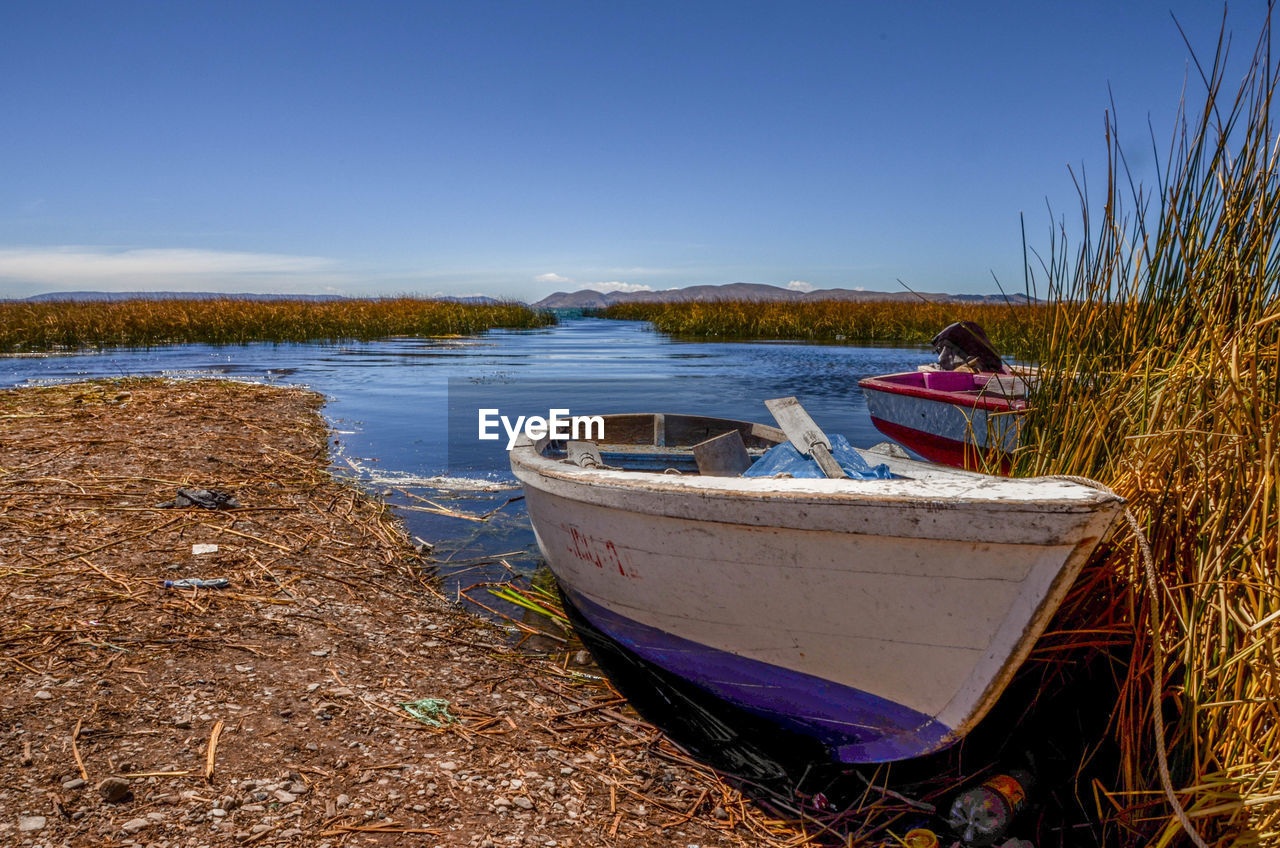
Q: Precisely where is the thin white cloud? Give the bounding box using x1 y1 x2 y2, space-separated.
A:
587 281 653 294
0 246 336 289
534 272 570 284
604 267 681 277
787 280 816 292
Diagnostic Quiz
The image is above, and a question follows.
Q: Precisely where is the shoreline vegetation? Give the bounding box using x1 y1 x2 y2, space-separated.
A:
591 300 1042 358
1006 13 1279 848
0 297 555 352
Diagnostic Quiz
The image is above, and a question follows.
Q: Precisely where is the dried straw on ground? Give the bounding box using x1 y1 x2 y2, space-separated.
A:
0 378 803 847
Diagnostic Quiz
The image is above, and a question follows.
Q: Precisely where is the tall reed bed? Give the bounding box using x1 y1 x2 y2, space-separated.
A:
0 297 554 351
597 299 1043 358
1016 16 1280 847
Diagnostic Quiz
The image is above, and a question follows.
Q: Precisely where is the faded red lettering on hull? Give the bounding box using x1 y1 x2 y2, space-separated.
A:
564 524 637 578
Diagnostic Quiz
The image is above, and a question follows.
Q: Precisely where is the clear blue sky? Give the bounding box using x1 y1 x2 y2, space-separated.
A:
0 1 1267 301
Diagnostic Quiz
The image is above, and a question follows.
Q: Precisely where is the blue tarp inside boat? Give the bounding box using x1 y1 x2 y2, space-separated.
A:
742 434 895 480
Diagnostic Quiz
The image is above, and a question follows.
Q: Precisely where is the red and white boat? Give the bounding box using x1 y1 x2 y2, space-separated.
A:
858 321 1032 469
858 368 1030 469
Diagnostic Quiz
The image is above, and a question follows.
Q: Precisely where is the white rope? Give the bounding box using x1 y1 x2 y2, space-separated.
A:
1048 474 1210 848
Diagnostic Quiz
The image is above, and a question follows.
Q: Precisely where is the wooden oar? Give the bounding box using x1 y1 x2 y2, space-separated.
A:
763 396 847 479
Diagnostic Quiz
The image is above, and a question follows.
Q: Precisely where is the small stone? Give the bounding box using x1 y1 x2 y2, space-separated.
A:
439 761 457 771
512 796 534 810
713 805 729 820
250 824 272 834
121 817 149 834
234 664 253 673
210 808 227 818
335 794 350 807
281 828 303 838
493 797 511 807
174 716 192 729
18 816 46 832
572 651 591 666
33 690 53 700
98 776 132 803
309 648 331 657
62 777 87 790
273 789 297 804
288 782 308 795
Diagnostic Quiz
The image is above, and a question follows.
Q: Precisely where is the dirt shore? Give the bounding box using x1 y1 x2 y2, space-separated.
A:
0 379 793 848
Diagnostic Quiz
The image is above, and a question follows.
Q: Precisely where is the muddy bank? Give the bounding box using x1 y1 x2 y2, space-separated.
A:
0 379 789 847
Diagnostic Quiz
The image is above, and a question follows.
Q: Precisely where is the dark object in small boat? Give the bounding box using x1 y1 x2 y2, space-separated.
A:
156 488 241 510
692 430 752 477
932 322 1006 373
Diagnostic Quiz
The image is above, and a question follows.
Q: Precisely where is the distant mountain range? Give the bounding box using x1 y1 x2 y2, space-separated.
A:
532 282 1034 309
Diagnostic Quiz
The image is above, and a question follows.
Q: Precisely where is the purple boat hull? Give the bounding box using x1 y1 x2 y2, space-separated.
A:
564 587 954 762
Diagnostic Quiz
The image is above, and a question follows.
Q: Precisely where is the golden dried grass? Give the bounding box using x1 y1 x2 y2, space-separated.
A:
1015 12 1280 846
597 299 1041 358
0 297 554 351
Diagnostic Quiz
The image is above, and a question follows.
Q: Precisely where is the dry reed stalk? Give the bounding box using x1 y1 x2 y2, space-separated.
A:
204 720 224 782
1014 9 1280 846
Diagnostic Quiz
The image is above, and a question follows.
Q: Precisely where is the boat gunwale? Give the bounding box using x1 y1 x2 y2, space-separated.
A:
858 372 1027 414
509 414 1121 512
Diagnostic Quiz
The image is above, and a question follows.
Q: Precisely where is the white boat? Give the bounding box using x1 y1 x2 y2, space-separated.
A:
509 412 1122 763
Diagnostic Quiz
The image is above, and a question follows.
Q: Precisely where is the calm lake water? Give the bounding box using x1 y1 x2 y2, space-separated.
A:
0 318 934 592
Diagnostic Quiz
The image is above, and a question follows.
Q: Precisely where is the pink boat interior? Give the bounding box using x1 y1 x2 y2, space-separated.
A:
870 370 1028 400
